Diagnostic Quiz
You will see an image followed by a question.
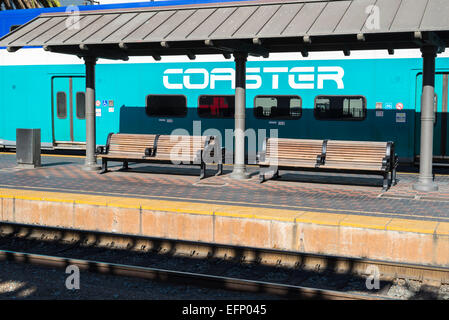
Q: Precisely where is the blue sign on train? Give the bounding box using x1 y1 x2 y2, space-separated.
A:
385 102 393 110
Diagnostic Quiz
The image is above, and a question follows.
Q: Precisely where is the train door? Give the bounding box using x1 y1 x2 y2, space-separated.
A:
52 76 86 147
415 73 449 160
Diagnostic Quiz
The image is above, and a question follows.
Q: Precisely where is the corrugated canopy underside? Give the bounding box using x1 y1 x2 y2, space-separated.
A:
1 0 449 59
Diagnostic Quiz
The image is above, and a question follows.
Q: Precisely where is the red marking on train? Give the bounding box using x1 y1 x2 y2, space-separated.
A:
200 97 229 115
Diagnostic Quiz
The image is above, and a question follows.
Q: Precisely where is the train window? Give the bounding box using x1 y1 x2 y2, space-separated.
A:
56 91 67 119
198 95 235 118
76 92 85 119
314 96 366 120
145 95 187 117
254 95 302 119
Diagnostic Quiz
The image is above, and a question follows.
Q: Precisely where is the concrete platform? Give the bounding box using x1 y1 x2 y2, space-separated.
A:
0 152 448 267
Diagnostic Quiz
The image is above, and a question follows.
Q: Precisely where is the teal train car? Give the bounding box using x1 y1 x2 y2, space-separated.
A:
1 1 449 164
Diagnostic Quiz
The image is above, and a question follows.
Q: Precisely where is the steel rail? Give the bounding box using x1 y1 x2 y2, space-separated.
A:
0 249 381 300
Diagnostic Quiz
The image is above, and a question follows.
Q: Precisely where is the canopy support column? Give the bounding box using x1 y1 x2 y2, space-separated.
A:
83 56 100 171
413 46 439 192
230 52 249 180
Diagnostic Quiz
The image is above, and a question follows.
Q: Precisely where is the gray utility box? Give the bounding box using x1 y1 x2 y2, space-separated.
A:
16 128 41 168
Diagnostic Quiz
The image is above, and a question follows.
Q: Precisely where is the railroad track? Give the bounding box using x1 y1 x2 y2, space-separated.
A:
0 249 379 300
0 222 447 299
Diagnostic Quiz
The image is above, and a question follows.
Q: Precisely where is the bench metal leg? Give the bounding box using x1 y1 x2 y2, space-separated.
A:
215 163 223 176
391 168 397 186
121 161 129 171
259 167 266 183
200 162 206 180
273 170 280 179
382 173 389 191
99 159 108 174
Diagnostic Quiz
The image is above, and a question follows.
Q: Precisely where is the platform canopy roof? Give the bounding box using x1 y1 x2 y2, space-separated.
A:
1 0 449 60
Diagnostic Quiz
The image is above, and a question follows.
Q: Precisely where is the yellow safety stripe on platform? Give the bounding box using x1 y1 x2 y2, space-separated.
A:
340 215 392 230
3 183 447 223
0 188 446 235
436 222 449 235
386 218 440 234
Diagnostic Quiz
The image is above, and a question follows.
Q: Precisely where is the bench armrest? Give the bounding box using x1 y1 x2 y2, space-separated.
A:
203 144 213 159
314 140 327 167
96 146 106 155
382 141 396 171
202 145 225 164
97 132 114 155
145 147 156 157
316 154 325 167
381 156 389 171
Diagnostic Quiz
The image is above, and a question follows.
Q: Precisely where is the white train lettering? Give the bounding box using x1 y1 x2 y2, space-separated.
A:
163 66 344 90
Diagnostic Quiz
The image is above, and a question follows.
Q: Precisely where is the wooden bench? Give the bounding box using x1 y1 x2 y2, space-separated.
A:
258 138 325 175
96 133 223 179
258 138 398 190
